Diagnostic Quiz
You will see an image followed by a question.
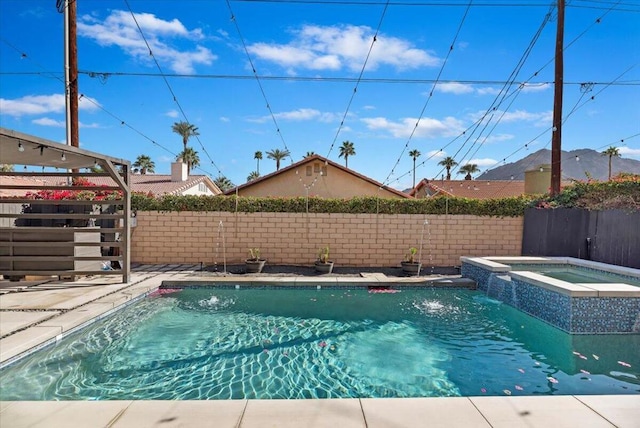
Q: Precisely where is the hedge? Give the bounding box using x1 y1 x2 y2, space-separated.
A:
131 194 534 217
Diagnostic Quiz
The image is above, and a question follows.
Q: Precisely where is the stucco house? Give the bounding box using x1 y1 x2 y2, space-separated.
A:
225 154 409 199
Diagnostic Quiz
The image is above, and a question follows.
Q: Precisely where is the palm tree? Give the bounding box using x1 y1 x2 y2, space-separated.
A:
214 175 235 192
459 163 480 180
438 156 458 180
408 149 421 188
171 121 199 151
254 151 263 174
266 148 290 171
339 140 356 168
601 146 620 181
177 147 200 174
247 171 260 182
133 155 155 174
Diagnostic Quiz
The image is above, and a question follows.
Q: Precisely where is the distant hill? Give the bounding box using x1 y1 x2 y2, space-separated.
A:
478 149 640 181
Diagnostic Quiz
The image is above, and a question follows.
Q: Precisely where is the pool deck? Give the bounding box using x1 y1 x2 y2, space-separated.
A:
1 265 639 428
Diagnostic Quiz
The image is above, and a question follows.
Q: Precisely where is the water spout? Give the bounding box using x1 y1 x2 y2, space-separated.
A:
215 220 227 274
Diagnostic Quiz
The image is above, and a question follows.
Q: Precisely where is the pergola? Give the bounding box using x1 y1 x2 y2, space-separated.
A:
0 127 131 283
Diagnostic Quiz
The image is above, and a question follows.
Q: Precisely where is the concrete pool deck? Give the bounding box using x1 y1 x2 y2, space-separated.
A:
1 264 639 428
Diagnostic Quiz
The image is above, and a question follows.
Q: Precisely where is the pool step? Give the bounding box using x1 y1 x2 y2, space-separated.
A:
430 277 476 289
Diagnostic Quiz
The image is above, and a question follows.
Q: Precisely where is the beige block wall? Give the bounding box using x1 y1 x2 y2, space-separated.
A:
131 211 523 267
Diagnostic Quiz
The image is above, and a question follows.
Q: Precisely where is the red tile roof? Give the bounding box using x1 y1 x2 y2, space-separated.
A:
410 179 526 199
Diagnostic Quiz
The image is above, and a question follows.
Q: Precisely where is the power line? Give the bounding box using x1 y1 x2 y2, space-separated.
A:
224 0 294 165
122 0 225 178
382 0 474 186
325 0 392 159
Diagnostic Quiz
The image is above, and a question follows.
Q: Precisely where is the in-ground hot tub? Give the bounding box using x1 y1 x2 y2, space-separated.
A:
460 256 640 334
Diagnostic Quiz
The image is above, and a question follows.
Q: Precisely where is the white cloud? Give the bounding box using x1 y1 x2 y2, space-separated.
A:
469 109 552 127
618 146 640 158
482 133 514 144
219 116 230 122
427 150 446 159
78 10 215 74
165 110 179 118
469 158 498 167
0 94 99 117
476 87 500 96
434 82 474 95
274 108 322 121
32 117 65 127
247 24 439 72
520 83 551 93
361 116 465 139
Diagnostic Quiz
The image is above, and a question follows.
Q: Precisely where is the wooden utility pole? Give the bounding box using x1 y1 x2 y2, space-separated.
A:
68 0 79 150
550 0 565 196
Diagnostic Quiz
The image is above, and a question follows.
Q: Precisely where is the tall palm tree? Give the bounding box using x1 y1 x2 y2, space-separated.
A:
247 171 260 182
214 175 235 192
133 154 155 174
408 149 421 188
601 146 620 181
266 148 290 171
254 151 263 174
459 163 480 180
438 156 458 180
172 121 199 151
177 147 200 174
339 140 356 168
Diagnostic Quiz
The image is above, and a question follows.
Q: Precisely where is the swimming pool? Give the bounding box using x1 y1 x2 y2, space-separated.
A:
0 285 638 400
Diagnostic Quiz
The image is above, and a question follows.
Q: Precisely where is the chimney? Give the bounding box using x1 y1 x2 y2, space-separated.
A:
171 158 188 182
524 164 551 194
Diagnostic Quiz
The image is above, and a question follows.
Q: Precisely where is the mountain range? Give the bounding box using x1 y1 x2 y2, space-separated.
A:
477 149 640 181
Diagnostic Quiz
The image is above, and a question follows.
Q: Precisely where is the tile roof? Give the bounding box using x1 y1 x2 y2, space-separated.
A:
91 174 221 196
410 179 526 199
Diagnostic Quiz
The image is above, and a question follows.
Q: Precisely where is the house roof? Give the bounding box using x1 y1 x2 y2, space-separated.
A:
410 179 526 199
224 154 410 198
91 174 221 196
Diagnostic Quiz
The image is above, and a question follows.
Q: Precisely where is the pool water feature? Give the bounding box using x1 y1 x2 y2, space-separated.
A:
461 256 640 334
0 286 638 400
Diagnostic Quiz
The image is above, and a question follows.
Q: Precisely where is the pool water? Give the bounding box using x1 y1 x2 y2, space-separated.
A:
508 264 640 286
1 287 638 400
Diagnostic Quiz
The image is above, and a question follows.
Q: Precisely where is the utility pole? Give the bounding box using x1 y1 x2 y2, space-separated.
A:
550 0 565 196
63 0 79 151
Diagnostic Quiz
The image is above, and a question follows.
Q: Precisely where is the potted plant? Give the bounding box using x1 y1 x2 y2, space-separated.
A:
245 248 266 273
401 247 422 275
314 246 334 274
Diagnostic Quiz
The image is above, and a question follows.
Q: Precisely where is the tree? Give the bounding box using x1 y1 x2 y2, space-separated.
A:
601 146 620 181
214 175 235 192
254 151 263 175
133 155 155 174
438 156 458 180
177 147 200 174
266 148 290 171
247 171 260 182
459 163 480 180
339 140 356 168
408 149 421 188
171 121 199 151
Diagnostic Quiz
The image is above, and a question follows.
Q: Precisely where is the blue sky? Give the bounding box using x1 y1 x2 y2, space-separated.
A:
1 0 639 189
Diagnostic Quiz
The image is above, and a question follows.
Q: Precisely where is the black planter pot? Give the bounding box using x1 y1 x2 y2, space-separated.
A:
314 261 334 274
245 259 266 273
401 261 422 276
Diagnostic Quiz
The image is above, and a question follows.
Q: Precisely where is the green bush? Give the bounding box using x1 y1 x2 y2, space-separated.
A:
131 193 533 217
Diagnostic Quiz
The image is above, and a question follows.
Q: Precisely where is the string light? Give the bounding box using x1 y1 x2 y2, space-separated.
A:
61 152 66 162
18 141 24 152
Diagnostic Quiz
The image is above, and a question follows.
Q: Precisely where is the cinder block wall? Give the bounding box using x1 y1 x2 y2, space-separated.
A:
131 211 523 267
